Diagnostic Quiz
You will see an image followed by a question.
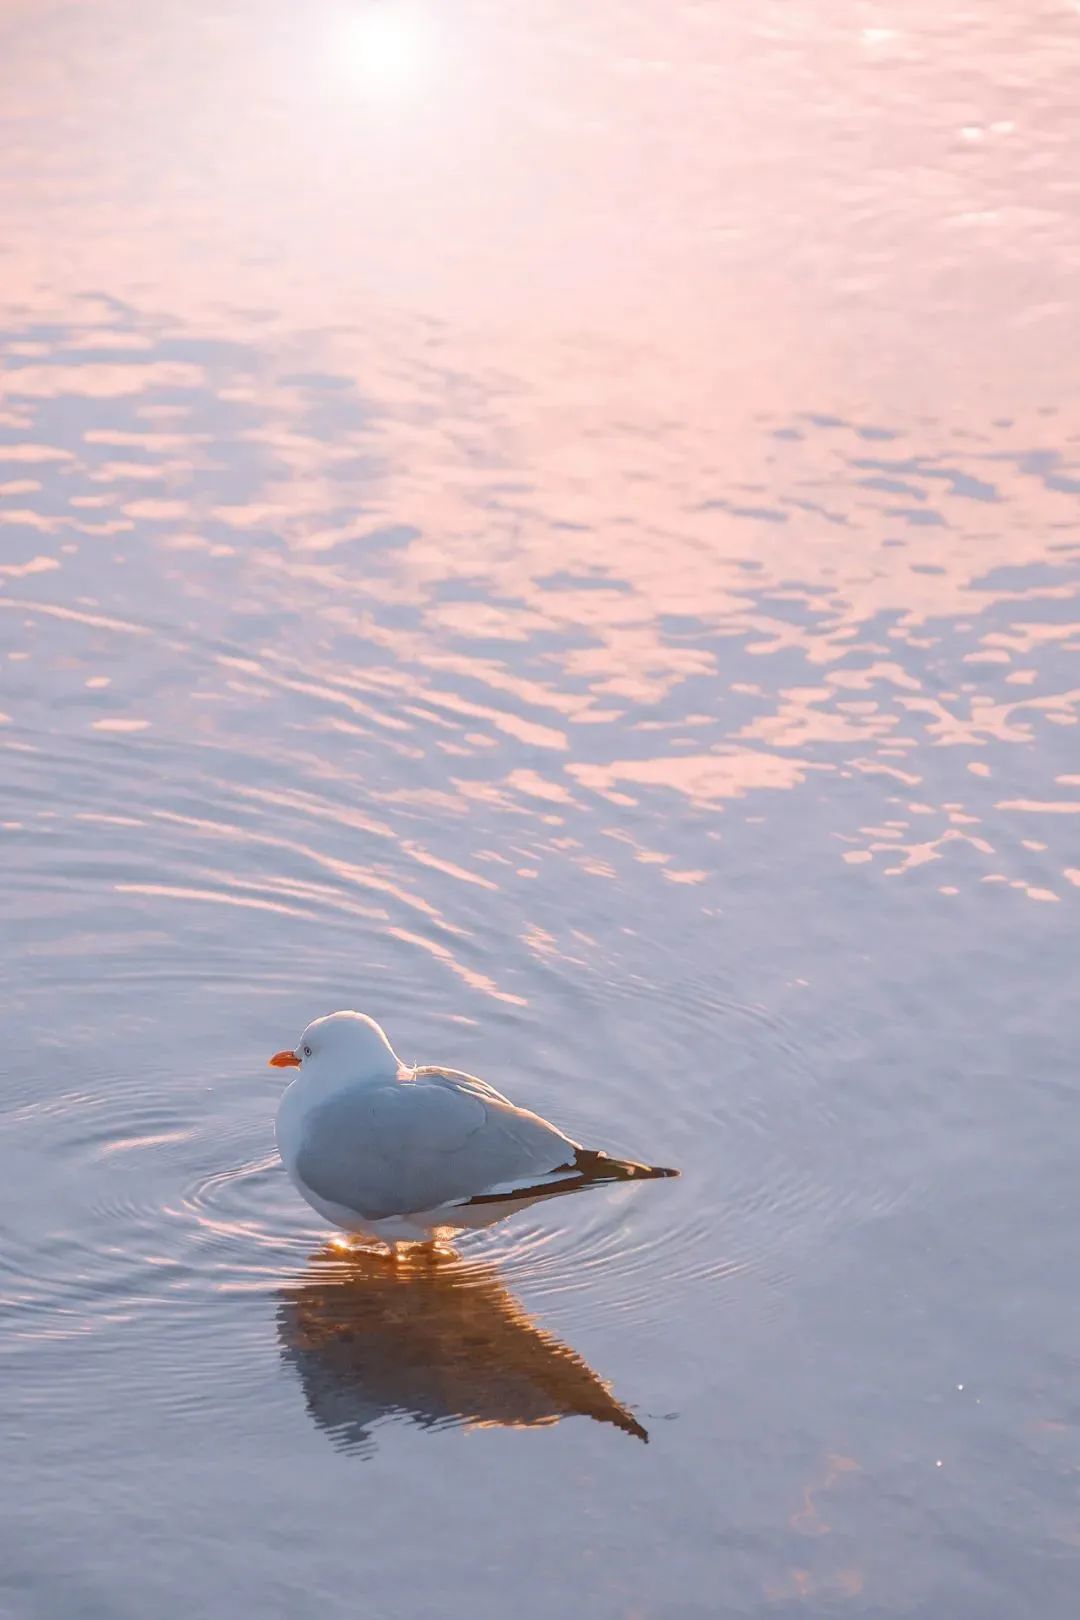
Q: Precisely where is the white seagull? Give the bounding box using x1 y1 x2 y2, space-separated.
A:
271 1011 678 1248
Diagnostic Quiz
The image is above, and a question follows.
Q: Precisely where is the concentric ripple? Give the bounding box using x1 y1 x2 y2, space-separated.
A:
0 931 919 1423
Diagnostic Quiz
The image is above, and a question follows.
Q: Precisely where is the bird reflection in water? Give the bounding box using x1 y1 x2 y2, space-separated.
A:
277 1245 647 1454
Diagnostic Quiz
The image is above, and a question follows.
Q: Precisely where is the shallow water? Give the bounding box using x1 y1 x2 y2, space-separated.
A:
2 3 1079 1616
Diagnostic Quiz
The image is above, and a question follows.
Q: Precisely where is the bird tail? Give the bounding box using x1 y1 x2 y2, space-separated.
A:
460 1146 678 1208
570 1148 680 1184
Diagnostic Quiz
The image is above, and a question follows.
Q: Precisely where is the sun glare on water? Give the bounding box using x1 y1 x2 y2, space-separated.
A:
337 4 432 96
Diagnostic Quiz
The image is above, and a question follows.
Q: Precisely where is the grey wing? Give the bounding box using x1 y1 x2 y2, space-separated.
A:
413 1064 518 1108
295 1072 579 1221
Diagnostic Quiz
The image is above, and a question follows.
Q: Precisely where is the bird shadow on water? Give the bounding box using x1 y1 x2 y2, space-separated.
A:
276 1244 648 1456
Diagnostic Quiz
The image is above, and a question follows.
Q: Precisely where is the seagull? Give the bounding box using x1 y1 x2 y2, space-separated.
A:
270 1010 678 1248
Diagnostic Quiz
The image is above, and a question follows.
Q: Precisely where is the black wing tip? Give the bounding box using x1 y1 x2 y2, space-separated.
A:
463 1154 680 1209
574 1150 680 1183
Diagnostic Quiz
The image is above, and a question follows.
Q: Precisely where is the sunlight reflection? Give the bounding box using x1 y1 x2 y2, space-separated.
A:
1 296 1077 915
335 3 434 96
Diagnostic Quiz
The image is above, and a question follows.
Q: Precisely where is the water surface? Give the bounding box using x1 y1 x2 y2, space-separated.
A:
2 3 1079 1617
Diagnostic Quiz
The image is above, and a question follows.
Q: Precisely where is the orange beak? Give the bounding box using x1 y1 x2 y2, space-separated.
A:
269 1049 301 1068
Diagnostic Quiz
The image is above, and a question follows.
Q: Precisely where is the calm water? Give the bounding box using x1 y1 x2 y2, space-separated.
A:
2 2 1079 1616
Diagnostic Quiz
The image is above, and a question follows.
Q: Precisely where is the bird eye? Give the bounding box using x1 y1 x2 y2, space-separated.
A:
303 1045 311 1057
